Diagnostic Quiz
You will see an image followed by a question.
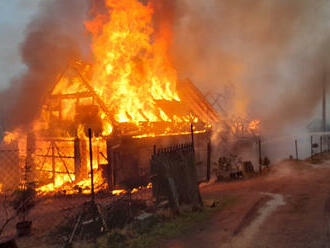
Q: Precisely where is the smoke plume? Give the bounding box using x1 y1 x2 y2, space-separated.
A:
0 0 89 131
169 0 330 133
3 0 330 136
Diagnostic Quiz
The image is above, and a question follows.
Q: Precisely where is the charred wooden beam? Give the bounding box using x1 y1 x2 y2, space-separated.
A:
105 138 124 190
88 128 95 202
53 142 74 183
34 154 75 159
35 169 75 175
74 138 88 181
178 80 219 123
106 139 117 190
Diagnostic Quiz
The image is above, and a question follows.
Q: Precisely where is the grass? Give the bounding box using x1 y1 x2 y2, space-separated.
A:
20 196 238 248
93 195 238 248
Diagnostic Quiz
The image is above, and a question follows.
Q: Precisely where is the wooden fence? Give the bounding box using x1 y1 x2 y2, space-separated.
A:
150 143 203 213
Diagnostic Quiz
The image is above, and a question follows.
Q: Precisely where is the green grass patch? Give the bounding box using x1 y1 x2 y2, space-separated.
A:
94 195 238 248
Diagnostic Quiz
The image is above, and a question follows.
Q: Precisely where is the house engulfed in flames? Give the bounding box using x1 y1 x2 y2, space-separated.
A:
0 59 218 195
0 0 219 195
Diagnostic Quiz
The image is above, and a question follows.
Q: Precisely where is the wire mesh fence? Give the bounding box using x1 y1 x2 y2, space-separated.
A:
0 140 154 247
0 130 211 247
0 177 153 247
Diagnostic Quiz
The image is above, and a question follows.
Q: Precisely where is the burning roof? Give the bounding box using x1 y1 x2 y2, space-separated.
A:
38 59 218 139
23 0 220 139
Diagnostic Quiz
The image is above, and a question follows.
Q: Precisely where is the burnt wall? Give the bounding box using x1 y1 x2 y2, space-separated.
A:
106 131 211 188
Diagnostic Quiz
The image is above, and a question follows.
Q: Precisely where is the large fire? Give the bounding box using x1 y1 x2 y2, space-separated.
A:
1 0 206 195
85 0 180 128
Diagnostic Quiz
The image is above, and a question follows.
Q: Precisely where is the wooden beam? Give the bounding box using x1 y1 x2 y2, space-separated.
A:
73 68 118 126
50 92 93 100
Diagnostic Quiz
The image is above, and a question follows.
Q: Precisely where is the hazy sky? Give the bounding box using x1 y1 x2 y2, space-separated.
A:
0 0 41 90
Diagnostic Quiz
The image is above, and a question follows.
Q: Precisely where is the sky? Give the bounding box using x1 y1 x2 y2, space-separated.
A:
0 0 41 90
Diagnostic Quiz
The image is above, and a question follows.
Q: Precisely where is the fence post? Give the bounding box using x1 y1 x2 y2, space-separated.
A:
74 137 81 182
295 139 298 160
311 135 313 159
88 128 95 202
207 141 211 182
51 141 56 185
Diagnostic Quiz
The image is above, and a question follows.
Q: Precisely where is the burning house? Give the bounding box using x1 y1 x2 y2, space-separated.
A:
0 0 219 195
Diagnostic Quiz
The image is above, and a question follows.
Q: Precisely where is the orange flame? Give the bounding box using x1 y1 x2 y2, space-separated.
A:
3 131 20 144
85 0 180 126
249 120 261 131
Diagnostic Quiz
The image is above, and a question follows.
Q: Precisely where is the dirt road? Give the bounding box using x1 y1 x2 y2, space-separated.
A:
159 159 330 248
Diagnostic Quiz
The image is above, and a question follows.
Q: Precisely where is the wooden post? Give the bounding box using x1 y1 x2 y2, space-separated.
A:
74 138 82 182
81 139 87 179
106 138 117 189
74 138 87 181
191 123 195 151
311 135 313 159
88 128 95 202
25 133 35 184
51 141 56 185
258 138 262 174
295 139 298 160
323 76 327 132
167 177 180 214
106 139 113 190
207 141 211 181
321 136 323 154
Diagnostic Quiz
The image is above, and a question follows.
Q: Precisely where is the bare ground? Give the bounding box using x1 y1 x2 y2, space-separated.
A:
159 159 330 248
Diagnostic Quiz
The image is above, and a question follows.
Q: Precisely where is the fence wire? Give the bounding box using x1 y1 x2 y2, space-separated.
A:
262 133 330 163
0 141 154 247
0 135 210 247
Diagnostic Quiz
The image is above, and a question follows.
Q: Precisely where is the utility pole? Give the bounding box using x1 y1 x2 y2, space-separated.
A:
322 72 327 132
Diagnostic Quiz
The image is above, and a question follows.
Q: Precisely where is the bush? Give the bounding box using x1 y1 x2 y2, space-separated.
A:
10 183 36 222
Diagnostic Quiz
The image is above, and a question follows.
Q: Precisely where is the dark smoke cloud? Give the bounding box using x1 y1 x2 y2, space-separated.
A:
169 0 330 133
0 0 89 131
3 0 329 135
